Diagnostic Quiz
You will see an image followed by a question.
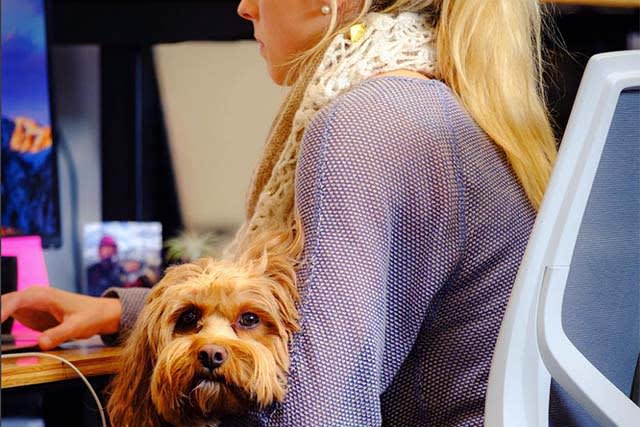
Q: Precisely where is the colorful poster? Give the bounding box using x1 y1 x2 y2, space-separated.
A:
1 0 60 247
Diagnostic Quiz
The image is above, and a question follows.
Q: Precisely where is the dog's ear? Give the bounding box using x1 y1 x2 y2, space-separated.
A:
106 275 179 427
235 222 303 334
107 260 211 426
106 305 166 426
249 248 300 335
266 271 300 334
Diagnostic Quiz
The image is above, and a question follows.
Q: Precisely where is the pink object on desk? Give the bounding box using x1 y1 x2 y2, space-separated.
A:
1 236 49 338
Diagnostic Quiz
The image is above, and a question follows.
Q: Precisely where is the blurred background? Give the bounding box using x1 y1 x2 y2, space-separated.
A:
37 1 640 296
0 1 638 425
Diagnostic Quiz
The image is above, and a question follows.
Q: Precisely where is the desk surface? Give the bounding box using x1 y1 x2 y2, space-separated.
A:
1 336 121 389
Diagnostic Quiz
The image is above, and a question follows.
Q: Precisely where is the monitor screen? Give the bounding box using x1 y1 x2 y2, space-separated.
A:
1 0 61 248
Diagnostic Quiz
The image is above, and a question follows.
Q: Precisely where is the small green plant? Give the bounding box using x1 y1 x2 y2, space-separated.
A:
164 230 221 263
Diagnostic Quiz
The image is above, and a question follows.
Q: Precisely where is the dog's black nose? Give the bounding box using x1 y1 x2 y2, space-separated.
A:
198 344 228 370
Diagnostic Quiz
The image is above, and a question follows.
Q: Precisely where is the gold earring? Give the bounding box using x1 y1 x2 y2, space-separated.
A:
348 23 366 43
321 5 331 15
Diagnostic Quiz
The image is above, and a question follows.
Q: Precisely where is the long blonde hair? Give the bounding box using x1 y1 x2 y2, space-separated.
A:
240 0 557 268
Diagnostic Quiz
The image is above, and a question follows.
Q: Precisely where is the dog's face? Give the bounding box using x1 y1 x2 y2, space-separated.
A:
107 257 298 427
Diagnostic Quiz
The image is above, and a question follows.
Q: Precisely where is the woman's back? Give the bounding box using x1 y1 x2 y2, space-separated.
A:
250 76 536 425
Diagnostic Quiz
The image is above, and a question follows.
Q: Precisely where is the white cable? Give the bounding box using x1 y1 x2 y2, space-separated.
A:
1 352 107 427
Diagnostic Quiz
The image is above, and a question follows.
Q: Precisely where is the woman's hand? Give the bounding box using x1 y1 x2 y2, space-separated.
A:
0 287 122 350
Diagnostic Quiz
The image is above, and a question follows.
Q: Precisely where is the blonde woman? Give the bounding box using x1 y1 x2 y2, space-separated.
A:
2 0 557 424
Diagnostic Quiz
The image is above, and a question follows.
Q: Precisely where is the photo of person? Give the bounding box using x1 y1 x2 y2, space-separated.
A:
83 222 162 297
86 235 125 296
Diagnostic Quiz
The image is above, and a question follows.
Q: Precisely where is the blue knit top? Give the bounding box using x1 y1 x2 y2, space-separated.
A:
106 76 535 426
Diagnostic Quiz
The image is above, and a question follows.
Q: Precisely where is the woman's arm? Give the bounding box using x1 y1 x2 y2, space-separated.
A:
99 287 151 345
0 287 123 349
0 284 150 349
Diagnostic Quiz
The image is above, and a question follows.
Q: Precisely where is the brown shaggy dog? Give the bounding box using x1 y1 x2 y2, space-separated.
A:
106 250 299 427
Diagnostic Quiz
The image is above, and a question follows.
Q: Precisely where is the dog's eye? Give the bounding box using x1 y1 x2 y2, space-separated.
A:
238 312 260 329
175 307 201 333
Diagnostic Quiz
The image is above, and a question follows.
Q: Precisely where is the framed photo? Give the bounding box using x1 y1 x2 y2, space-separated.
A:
83 222 162 296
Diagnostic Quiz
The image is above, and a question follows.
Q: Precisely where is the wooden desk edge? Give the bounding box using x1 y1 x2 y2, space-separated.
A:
2 346 121 389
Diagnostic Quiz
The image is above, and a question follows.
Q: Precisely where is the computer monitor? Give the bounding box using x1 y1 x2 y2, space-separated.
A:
1 0 61 248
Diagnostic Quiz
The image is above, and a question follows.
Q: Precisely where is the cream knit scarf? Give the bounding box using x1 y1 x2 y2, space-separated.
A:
224 11 437 258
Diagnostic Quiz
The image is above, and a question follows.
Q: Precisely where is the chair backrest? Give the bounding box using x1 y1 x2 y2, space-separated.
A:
485 50 640 427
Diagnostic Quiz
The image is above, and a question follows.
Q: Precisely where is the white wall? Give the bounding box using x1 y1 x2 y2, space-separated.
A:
44 46 101 292
153 41 286 232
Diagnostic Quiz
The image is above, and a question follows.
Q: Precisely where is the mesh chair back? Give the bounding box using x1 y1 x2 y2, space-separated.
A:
549 88 640 426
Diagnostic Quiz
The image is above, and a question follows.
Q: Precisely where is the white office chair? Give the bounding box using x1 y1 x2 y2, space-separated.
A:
485 50 640 427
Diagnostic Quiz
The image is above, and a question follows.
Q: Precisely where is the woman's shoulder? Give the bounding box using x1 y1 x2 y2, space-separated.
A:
319 75 453 121
302 76 465 159
296 77 474 197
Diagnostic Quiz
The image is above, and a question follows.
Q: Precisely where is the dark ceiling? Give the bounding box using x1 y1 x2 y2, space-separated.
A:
50 1 253 45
